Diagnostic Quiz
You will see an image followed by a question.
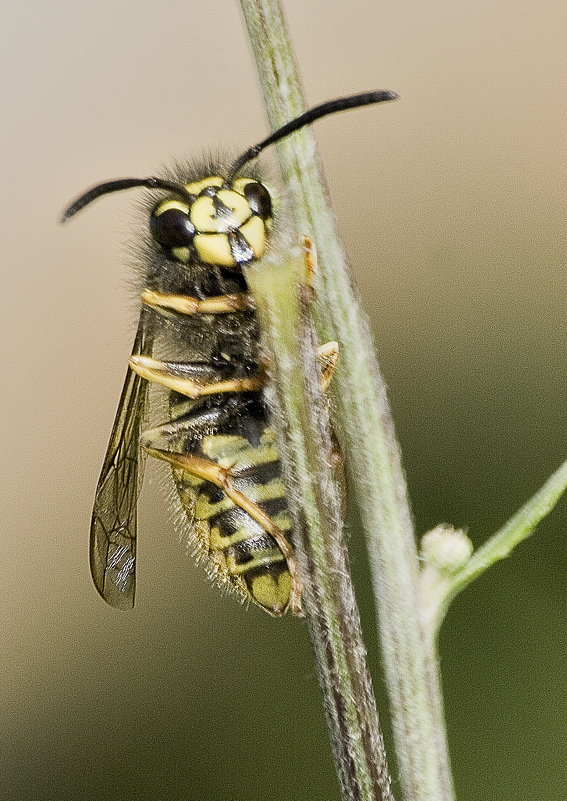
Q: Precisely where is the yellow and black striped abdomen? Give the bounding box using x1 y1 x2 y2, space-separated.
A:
171 405 294 616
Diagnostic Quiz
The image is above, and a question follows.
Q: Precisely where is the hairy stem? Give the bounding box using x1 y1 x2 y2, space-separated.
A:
240 2 455 800
247 251 393 801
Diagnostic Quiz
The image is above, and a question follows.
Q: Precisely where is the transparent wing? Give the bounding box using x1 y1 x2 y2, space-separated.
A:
90 310 154 609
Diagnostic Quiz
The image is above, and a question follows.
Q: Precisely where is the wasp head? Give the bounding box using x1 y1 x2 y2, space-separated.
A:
149 176 272 268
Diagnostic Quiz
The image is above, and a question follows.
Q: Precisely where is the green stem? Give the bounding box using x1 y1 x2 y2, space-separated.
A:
240 2 454 801
246 252 393 801
423 458 567 637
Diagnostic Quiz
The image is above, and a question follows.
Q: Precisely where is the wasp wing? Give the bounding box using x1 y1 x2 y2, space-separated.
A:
90 310 154 609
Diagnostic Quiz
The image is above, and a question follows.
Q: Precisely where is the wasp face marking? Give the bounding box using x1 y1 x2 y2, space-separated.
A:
150 176 272 268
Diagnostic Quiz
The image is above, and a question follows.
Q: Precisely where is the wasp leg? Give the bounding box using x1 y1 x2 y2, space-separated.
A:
130 346 337 398
302 236 317 291
141 288 255 315
317 341 339 390
299 236 318 305
131 347 335 397
129 355 266 398
299 236 339 389
141 416 303 616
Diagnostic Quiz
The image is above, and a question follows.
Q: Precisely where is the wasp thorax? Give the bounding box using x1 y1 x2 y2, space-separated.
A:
149 175 272 268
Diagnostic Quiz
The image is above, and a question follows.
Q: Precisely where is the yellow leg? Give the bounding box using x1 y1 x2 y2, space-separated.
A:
302 235 317 287
141 288 255 315
298 236 340 389
129 355 266 398
317 341 339 390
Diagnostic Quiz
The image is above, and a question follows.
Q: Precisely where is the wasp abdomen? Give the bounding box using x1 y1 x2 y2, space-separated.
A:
170 414 294 616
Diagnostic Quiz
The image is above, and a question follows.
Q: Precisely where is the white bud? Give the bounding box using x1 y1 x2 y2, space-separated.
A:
421 524 473 574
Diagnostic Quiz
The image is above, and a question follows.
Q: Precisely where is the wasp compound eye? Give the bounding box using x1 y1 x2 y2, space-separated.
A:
243 181 272 221
150 202 196 248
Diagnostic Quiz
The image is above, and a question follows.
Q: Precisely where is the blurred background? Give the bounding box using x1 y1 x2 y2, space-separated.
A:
1 1 565 799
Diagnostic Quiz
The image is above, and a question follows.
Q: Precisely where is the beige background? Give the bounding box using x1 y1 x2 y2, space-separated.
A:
2 1 565 799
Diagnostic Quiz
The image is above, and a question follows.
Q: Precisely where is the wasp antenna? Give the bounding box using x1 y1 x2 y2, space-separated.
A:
229 89 399 177
60 177 194 223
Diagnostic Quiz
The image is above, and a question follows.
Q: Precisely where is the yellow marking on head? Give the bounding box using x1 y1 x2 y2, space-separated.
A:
250 571 292 615
190 190 250 234
231 177 255 194
153 198 190 216
171 246 190 262
216 189 251 223
193 233 233 266
183 176 223 194
239 215 266 258
190 196 219 232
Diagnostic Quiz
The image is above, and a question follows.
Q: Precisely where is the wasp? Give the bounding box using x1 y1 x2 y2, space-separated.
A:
62 90 397 617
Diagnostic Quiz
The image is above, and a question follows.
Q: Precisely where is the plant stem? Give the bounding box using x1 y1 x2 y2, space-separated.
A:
246 251 393 801
240 2 455 800
424 458 567 636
